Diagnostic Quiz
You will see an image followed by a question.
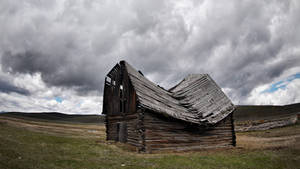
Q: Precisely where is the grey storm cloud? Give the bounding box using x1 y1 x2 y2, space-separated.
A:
2 50 103 94
0 0 300 102
0 78 30 95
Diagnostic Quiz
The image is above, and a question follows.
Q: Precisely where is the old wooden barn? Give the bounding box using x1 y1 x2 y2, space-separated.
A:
102 61 236 153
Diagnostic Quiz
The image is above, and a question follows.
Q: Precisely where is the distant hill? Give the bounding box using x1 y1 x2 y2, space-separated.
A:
0 112 105 124
285 103 300 114
234 103 300 122
233 103 299 131
2 103 299 126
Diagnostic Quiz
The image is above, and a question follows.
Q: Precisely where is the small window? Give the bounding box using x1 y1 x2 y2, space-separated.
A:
119 84 126 113
120 85 123 98
105 77 111 85
112 80 116 86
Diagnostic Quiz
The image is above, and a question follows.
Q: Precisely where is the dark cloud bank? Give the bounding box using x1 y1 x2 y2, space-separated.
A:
2 50 101 95
0 0 300 108
0 78 30 95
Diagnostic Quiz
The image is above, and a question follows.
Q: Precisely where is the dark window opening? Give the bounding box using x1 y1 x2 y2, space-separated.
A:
123 100 127 113
105 76 112 85
120 85 123 98
120 84 124 113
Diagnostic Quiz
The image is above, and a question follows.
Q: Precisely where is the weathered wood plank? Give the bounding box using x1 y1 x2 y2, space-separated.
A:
143 111 235 152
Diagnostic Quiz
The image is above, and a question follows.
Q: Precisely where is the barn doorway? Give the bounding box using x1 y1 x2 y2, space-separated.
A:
116 122 127 143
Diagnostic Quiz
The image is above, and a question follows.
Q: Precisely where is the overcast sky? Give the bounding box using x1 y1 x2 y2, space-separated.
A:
1 0 300 114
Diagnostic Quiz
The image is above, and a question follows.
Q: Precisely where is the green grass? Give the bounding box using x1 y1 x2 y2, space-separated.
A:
0 119 299 169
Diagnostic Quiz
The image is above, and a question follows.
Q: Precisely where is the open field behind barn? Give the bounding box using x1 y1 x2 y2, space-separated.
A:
0 112 105 124
234 103 300 122
0 113 299 169
234 103 300 131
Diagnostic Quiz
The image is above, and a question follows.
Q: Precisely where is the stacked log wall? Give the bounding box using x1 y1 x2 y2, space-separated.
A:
106 113 142 149
143 111 235 153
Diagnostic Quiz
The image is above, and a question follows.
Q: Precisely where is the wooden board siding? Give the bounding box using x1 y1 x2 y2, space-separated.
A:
122 63 137 115
143 111 235 153
102 62 137 116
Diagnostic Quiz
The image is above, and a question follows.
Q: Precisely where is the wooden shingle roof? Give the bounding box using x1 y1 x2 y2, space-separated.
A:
123 61 235 125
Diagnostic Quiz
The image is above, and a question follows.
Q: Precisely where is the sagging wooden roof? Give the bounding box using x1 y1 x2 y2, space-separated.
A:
122 61 235 125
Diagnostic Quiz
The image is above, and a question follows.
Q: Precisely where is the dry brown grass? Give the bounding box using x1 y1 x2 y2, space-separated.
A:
236 122 300 150
1 115 299 152
0 116 105 138
0 115 299 169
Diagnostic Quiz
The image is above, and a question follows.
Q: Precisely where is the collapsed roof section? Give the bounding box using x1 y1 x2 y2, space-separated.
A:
123 61 235 125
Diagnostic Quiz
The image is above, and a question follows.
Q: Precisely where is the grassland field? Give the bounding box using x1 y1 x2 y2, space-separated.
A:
0 113 299 169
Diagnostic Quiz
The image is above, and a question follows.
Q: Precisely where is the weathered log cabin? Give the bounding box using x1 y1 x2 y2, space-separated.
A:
102 60 236 153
